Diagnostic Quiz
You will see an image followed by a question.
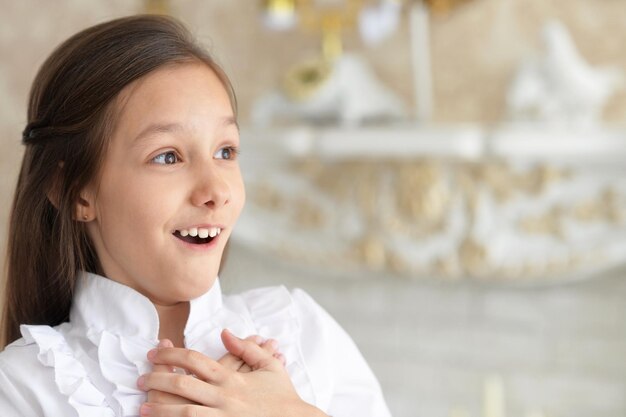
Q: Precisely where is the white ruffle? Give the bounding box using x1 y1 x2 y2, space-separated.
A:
243 286 317 406
17 282 316 416
20 325 115 417
87 328 155 416
184 286 316 405
184 304 248 358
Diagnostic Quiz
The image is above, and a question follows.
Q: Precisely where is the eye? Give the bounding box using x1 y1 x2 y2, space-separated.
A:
214 146 240 160
152 151 179 165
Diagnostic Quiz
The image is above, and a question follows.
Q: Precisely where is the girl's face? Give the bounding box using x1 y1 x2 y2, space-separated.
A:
82 62 245 305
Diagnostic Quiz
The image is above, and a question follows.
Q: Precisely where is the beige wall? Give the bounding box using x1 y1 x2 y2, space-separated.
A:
1 3 626 416
2 0 626 245
2 0 625 305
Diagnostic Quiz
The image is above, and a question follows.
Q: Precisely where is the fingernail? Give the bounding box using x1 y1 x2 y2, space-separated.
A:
254 335 264 344
269 339 279 350
140 403 152 416
223 328 241 340
147 349 157 360
158 339 172 348
275 353 287 366
137 376 146 390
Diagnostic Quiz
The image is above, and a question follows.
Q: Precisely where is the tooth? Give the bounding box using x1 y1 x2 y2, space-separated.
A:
189 227 198 237
209 227 218 238
198 228 209 238
179 229 189 237
217 228 221 235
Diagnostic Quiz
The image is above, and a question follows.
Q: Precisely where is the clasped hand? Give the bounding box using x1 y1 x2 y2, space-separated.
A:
137 329 324 417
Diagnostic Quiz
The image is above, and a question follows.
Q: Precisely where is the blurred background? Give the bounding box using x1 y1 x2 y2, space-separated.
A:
1 1 626 416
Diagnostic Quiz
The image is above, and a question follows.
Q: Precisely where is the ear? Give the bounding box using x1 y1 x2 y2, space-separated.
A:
46 162 96 222
75 187 97 222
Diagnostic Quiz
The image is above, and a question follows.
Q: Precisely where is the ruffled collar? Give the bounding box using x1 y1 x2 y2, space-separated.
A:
70 272 224 344
21 273 316 416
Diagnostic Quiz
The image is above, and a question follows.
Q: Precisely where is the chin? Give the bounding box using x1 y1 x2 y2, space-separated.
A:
174 274 218 300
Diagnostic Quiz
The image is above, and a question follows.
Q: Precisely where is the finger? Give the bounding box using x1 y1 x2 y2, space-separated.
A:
274 352 287 367
261 338 280 355
158 339 174 349
138 373 222 407
148 389 195 405
217 352 245 371
140 403 214 417
152 340 176 374
221 329 281 371
150 340 187 404
247 334 265 345
239 363 253 373
217 335 263 371
148 347 224 384
262 338 285 369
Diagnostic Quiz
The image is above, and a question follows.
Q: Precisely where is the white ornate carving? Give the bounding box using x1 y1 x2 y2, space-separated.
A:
507 20 623 126
234 126 626 284
252 54 406 126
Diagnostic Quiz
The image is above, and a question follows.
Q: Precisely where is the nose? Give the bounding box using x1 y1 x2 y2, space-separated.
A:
190 164 230 208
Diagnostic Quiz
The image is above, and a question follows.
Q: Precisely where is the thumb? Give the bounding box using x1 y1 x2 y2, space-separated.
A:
221 329 279 371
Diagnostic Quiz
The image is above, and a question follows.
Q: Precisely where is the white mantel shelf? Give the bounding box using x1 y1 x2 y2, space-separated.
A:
235 123 626 284
241 124 626 164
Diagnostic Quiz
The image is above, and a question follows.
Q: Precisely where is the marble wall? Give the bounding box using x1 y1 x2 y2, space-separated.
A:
221 243 626 417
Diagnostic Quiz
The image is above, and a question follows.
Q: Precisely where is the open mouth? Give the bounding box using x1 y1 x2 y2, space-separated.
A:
173 227 221 245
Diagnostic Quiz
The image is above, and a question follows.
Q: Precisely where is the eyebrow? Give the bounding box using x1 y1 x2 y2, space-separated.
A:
132 117 239 144
223 116 240 131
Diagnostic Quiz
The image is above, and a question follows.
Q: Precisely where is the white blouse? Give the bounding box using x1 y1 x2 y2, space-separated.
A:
0 272 391 417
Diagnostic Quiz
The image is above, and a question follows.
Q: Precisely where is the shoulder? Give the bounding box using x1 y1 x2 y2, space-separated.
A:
225 285 333 333
0 324 110 417
0 335 45 376
225 285 338 370
283 289 392 416
226 286 347 378
226 286 391 415
0 326 69 416
0 325 63 381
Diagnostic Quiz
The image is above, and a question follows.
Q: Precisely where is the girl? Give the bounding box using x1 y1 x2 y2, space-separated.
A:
0 14 391 417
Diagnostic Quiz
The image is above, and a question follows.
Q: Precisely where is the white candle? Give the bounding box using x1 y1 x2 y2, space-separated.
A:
409 0 433 122
484 374 505 417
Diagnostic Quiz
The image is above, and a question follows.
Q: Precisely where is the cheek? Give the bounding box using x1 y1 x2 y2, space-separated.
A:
96 173 178 235
231 175 246 217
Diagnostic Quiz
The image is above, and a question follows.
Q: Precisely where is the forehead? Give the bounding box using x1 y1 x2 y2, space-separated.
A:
111 62 234 135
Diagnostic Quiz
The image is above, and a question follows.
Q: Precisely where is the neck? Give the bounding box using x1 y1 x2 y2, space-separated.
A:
154 301 190 348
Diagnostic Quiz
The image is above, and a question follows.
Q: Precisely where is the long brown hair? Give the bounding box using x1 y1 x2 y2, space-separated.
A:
1 15 236 348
